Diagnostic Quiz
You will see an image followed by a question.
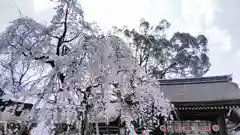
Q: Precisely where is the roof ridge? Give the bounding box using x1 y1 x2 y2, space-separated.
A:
159 75 232 85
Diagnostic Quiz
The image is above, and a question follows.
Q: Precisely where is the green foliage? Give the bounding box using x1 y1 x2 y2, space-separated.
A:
114 19 211 79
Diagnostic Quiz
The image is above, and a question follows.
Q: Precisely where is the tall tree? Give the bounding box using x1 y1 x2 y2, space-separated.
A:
111 19 211 132
113 19 211 79
0 1 172 135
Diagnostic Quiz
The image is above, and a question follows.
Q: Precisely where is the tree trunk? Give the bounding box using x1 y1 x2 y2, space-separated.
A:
82 109 89 135
95 122 100 135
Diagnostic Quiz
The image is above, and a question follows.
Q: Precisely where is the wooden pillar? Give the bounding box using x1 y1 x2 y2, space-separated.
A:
218 112 227 135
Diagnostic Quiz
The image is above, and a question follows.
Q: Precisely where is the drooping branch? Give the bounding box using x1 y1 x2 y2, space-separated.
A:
18 46 55 68
32 56 55 67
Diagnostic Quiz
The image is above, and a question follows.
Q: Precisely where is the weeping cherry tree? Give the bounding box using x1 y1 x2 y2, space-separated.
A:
0 0 173 135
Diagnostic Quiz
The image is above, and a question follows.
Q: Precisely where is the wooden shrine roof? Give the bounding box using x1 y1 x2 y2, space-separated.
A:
159 75 240 103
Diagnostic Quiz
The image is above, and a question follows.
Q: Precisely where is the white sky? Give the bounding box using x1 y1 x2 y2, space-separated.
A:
1 0 240 83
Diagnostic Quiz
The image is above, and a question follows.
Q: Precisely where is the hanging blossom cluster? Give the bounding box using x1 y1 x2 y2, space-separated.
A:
0 0 173 134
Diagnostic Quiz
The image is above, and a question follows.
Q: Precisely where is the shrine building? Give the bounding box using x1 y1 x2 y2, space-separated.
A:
157 75 240 135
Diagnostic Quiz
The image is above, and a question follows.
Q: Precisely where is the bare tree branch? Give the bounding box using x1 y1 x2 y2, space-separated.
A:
56 5 69 56
63 32 81 43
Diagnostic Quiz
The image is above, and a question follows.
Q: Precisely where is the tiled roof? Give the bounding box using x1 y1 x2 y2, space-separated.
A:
0 99 33 116
160 75 240 103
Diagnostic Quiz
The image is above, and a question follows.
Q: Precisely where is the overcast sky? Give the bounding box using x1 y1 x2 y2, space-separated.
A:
0 0 240 83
